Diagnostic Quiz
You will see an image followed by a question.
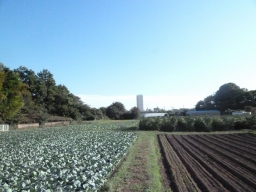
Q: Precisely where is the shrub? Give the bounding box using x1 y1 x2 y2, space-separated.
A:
222 116 235 131
233 116 248 130
161 117 176 132
139 117 162 130
185 117 195 132
194 117 212 132
212 117 226 131
247 115 256 129
175 117 188 132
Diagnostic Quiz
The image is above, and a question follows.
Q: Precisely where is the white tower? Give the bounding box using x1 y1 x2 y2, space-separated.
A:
137 95 144 111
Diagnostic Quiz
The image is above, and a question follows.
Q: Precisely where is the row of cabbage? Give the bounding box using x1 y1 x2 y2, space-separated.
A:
139 115 256 132
0 125 137 191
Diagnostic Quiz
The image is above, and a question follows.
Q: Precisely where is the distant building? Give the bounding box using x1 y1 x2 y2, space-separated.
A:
186 110 220 116
154 107 160 112
143 113 168 118
137 95 144 111
146 108 152 112
232 111 251 116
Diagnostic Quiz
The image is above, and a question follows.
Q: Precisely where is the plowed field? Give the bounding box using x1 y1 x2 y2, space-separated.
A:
158 133 256 192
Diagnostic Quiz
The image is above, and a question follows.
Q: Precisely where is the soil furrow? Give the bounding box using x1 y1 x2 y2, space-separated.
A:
234 133 256 142
206 134 256 154
174 135 255 192
166 135 228 192
184 135 256 190
219 134 256 146
201 134 256 165
158 135 199 192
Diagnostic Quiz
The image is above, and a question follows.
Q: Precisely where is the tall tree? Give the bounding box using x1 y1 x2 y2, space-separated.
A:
204 95 216 110
195 100 206 111
0 63 28 121
130 106 140 119
214 83 244 113
51 85 70 117
36 69 56 112
106 102 126 120
14 66 37 100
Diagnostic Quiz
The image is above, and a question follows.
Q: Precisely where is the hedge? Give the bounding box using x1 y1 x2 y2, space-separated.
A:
139 115 256 132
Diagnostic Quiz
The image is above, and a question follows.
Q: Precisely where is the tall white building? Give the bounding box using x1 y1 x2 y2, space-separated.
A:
137 95 144 111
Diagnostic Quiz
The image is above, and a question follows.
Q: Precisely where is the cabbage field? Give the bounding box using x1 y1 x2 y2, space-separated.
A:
0 123 137 191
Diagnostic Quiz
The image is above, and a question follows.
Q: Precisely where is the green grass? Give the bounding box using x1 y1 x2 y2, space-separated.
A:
146 132 168 191
102 131 167 192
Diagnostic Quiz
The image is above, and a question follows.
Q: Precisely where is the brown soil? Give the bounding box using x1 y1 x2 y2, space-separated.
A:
157 137 172 190
158 133 256 192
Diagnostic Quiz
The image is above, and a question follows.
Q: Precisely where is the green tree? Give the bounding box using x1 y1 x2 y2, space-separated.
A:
130 107 140 119
106 102 126 120
204 95 216 110
14 66 37 100
36 69 56 112
90 108 105 120
100 107 107 115
51 85 70 117
0 64 28 121
195 100 206 110
214 83 244 113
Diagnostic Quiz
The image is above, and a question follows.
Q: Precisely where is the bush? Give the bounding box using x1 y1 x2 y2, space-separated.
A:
212 117 226 131
194 117 212 132
175 117 188 132
139 115 255 132
234 116 248 130
161 117 176 132
139 117 162 130
186 117 195 132
247 115 256 129
222 116 235 131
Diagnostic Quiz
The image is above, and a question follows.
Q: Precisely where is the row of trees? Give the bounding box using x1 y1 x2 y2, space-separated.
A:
195 83 256 114
0 63 140 124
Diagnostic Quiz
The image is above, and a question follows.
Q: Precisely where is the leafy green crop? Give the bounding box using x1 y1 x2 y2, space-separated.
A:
0 124 137 191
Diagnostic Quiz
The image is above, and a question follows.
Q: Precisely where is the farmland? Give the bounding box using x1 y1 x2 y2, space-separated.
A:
0 122 137 191
158 133 256 192
1 119 256 191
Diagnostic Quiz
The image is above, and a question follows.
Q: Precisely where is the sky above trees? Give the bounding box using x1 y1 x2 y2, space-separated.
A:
1 0 255 109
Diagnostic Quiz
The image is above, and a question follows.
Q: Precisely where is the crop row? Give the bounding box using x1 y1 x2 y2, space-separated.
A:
140 115 256 132
0 125 137 191
158 133 256 192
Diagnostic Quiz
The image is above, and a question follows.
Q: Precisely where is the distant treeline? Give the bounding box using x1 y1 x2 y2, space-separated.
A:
195 83 256 114
0 63 139 125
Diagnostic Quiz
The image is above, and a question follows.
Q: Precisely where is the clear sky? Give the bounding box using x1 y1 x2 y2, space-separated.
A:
1 0 256 110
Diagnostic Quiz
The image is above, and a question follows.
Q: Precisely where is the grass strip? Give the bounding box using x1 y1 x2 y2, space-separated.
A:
101 131 165 192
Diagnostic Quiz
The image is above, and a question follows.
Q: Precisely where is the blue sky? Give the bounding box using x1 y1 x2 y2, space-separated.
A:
1 0 256 110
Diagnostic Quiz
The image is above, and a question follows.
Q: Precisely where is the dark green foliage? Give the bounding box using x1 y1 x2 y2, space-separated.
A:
234 116 248 130
175 117 187 132
139 115 256 132
139 117 162 130
122 107 140 120
129 107 140 119
13 66 94 122
195 83 256 114
161 117 176 132
211 117 226 131
106 102 126 120
247 115 256 129
194 117 212 132
0 64 28 121
186 117 195 132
